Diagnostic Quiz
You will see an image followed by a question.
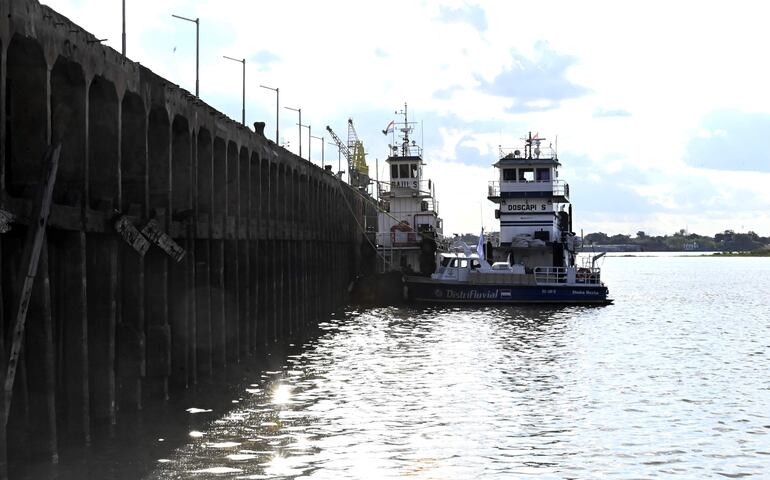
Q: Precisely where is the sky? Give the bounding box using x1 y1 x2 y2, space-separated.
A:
44 0 770 236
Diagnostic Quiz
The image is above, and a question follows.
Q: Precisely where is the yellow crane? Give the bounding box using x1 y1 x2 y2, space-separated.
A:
326 118 370 190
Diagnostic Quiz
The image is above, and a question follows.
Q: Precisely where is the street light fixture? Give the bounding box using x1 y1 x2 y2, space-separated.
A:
259 85 279 143
284 106 301 158
223 55 246 125
311 135 325 168
171 13 200 97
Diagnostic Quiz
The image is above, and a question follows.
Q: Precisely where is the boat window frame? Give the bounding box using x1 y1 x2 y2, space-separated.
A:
536 167 551 182
503 168 517 181
399 163 409 179
390 164 399 179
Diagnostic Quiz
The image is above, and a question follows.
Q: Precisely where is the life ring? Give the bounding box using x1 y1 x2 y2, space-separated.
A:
390 222 416 245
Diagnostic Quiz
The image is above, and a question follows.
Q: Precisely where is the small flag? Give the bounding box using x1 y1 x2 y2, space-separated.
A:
476 228 485 261
382 120 395 135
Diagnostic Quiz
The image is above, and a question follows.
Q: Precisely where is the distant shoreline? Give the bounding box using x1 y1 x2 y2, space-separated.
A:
709 250 770 257
580 250 770 257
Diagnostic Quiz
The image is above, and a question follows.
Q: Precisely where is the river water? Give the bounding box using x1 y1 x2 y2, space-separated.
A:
141 254 770 479
19 254 770 479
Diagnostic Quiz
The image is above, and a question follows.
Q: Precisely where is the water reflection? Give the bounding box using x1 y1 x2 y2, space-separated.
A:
148 257 770 479
271 384 293 405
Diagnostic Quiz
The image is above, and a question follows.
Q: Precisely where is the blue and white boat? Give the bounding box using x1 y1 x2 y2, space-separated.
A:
404 132 611 305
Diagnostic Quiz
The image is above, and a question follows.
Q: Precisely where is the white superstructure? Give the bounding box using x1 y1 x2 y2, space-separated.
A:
376 104 444 274
487 132 576 269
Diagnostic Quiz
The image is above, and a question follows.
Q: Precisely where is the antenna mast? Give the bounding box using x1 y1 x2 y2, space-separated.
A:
396 103 410 156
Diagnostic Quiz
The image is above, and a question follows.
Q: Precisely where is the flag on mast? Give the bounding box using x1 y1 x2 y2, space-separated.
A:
382 120 395 135
477 228 485 261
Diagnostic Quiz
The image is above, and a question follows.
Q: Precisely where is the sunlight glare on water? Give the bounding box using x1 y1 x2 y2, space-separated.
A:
271 384 293 406
150 255 770 479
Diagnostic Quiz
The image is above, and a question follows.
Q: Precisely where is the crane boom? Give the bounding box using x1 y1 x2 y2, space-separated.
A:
326 120 369 189
325 125 350 161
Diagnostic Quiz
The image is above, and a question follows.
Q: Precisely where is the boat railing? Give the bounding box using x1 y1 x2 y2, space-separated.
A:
377 198 440 217
376 230 418 247
391 143 423 158
534 266 602 285
487 181 496 197
499 147 557 160
488 180 569 198
375 225 446 248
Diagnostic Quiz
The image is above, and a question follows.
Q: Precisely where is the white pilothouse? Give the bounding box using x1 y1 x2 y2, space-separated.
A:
376 104 445 275
487 132 577 268
403 132 611 304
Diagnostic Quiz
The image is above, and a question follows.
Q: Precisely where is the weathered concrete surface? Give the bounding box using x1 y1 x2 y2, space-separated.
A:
0 0 378 476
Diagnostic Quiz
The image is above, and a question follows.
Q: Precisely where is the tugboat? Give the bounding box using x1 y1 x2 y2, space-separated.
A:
375 104 446 275
404 132 611 304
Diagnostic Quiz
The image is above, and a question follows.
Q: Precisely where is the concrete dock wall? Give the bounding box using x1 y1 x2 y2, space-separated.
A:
0 0 377 473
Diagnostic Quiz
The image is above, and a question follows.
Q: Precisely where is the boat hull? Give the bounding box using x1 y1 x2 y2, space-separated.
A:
405 276 612 305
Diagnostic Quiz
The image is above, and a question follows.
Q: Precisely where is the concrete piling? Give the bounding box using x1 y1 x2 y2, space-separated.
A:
0 0 377 475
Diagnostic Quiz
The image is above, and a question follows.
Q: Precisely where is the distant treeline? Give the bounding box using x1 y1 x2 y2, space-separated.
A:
583 230 769 252
452 230 770 252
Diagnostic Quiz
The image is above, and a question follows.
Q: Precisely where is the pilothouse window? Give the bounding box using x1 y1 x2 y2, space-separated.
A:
536 168 551 181
410 163 418 178
503 168 517 181
391 164 399 179
519 168 534 182
399 164 409 179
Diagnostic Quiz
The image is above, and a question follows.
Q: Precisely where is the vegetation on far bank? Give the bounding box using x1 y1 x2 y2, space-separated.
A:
582 229 769 252
453 229 770 253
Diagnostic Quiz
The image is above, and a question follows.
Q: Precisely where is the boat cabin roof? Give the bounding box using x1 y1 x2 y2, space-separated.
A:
386 154 423 165
493 157 560 168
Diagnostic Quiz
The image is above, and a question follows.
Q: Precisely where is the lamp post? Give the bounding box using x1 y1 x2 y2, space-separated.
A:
122 0 126 55
311 135 325 168
299 123 311 162
259 85 279 143
284 106 301 158
171 14 200 97
329 141 342 175
223 55 246 125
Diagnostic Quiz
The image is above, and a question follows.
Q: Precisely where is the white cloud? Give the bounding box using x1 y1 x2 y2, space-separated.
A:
41 0 770 235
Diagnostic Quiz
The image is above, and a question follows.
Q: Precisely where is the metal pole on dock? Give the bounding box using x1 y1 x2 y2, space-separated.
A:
172 14 200 97
299 124 310 162
223 56 246 125
311 135 324 168
285 106 302 158
122 0 126 55
260 85 279 143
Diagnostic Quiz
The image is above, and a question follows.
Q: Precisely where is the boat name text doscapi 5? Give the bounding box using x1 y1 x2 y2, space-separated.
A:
506 204 550 211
